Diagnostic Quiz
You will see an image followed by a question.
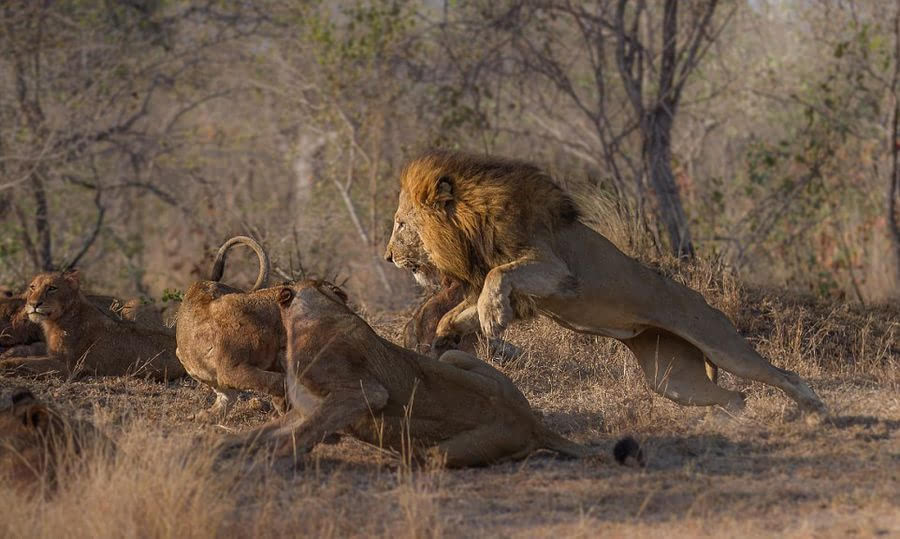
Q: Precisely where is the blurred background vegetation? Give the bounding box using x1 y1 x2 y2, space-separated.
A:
1 0 898 309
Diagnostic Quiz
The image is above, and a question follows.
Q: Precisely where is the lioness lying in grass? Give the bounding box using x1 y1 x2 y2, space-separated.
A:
229 280 641 468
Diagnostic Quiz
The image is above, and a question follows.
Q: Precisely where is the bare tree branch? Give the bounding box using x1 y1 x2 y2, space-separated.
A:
65 188 105 270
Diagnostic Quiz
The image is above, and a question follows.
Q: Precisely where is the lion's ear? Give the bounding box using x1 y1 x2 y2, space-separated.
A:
431 176 454 210
18 403 50 431
62 268 81 288
277 287 294 307
10 388 37 407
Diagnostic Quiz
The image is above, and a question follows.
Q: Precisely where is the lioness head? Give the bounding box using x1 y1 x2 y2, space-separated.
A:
277 280 349 315
23 270 82 323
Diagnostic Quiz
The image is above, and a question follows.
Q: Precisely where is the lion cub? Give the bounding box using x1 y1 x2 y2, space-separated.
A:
0 386 113 491
231 280 641 468
0 270 184 380
175 236 286 421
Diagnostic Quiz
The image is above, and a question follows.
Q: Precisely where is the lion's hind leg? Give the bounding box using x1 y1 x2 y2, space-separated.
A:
193 388 238 422
623 329 745 411
216 362 286 412
657 304 827 417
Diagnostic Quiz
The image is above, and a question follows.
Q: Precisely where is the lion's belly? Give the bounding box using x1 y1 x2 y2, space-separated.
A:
540 309 647 339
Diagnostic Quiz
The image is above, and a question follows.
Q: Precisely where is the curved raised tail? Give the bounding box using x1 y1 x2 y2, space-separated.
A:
209 236 270 291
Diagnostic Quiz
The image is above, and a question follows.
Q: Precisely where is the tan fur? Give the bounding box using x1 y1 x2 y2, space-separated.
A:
0 387 112 492
0 296 43 352
229 280 636 468
402 276 480 355
402 276 524 361
118 298 177 329
385 150 827 418
394 150 577 309
1 291 160 358
0 271 184 380
175 236 286 421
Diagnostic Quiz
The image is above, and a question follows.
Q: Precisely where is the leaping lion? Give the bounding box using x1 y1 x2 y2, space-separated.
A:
228 280 642 468
384 150 827 419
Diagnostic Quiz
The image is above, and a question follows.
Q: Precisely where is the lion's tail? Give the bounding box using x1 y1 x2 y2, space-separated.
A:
540 428 645 466
209 236 270 291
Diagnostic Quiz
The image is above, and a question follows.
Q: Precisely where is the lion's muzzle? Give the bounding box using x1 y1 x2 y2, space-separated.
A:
25 303 48 321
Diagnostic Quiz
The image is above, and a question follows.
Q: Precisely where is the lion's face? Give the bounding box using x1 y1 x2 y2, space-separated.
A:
277 280 350 319
23 271 81 322
384 191 439 288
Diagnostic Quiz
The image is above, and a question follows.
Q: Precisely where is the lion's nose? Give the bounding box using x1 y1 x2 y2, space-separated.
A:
384 249 393 263
30 301 42 308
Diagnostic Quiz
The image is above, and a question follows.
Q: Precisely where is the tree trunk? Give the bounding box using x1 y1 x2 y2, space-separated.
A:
891 8 900 287
890 130 900 284
30 168 53 270
644 107 695 258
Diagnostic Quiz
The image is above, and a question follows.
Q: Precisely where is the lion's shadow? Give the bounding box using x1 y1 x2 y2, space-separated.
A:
538 409 899 475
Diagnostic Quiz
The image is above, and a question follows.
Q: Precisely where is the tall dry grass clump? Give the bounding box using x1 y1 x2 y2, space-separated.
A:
0 423 240 538
0 407 454 539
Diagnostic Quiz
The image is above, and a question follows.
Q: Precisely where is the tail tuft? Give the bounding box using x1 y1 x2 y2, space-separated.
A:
613 436 645 467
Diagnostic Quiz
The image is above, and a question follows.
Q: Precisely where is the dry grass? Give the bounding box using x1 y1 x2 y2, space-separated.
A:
0 259 898 538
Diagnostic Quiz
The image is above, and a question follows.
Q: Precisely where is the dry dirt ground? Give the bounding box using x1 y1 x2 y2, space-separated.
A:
0 272 897 538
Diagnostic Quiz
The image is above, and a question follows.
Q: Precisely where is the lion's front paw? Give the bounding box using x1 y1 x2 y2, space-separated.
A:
477 288 513 337
430 334 461 359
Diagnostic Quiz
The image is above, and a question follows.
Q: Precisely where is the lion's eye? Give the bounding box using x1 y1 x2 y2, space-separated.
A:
397 221 405 230
28 285 35 290
48 286 57 292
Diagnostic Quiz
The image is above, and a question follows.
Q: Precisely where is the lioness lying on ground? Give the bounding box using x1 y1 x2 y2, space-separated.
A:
0 270 184 380
229 280 642 468
176 236 286 421
384 150 827 419
1 290 168 359
0 386 113 491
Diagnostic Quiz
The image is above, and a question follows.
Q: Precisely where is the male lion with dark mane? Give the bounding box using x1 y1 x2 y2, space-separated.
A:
384 150 827 419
